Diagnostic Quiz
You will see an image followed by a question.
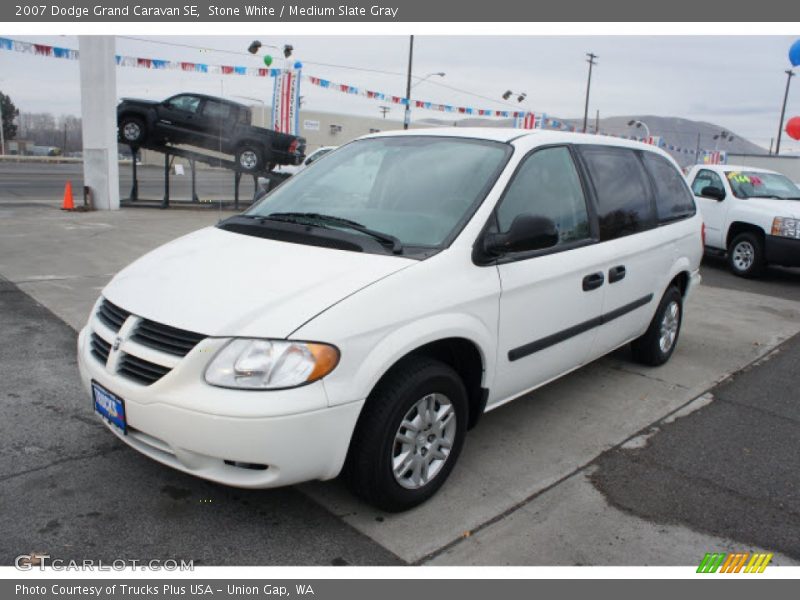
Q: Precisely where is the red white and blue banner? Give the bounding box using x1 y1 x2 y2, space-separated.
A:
514 113 544 129
700 150 728 165
0 36 731 163
272 69 301 135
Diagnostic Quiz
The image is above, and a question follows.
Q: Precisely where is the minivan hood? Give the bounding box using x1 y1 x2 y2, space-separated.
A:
103 227 415 338
741 197 800 218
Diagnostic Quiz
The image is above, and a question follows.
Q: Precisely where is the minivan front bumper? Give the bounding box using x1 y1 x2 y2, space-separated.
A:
77 326 362 488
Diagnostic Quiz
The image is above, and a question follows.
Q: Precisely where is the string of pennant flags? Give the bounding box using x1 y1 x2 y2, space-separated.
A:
0 36 728 163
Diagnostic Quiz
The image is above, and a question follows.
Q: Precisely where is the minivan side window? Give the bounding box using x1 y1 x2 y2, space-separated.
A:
579 146 656 241
641 153 696 223
495 146 590 246
691 169 725 196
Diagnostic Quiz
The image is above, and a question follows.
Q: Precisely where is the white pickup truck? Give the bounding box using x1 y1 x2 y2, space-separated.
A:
686 164 800 277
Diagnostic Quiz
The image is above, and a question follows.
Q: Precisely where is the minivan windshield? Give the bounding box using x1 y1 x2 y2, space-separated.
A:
246 136 511 248
725 170 800 200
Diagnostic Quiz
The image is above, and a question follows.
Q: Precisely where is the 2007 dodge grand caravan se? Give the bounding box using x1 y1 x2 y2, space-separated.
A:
78 129 702 511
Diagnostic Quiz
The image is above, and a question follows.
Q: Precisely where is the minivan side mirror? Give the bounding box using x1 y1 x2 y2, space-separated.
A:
700 186 726 201
485 214 559 255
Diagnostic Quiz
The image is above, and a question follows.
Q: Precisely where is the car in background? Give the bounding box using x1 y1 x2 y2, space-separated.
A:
117 93 306 173
275 146 337 177
78 129 701 511
686 164 800 277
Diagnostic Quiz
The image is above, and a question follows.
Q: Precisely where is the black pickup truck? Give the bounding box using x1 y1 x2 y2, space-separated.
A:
117 93 306 173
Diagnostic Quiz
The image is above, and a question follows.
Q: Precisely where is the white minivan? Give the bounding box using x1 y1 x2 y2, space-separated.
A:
78 129 702 511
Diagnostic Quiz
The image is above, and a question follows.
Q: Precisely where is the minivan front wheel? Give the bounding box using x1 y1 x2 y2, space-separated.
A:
344 357 468 512
631 286 683 366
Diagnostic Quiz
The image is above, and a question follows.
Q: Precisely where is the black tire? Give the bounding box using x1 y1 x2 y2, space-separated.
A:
727 232 765 278
344 357 468 512
631 286 683 367
235 145 263 173
118 116 147 145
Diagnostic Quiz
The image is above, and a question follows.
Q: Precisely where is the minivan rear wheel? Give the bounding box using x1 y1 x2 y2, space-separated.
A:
631 286 683 367
343 357 468 512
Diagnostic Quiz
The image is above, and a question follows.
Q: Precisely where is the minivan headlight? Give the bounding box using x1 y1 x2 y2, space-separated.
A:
204 339 340 390
772 217 800 239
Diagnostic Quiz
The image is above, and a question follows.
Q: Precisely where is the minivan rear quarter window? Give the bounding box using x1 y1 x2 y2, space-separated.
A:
641 152 696 223
580 146 656 241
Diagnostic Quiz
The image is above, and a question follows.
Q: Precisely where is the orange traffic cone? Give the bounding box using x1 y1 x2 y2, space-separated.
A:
61 180 75 211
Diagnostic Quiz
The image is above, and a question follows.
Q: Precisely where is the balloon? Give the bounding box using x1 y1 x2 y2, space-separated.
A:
262 55 273 67
786 116 800 141
294 61 303 70
790 39 800 67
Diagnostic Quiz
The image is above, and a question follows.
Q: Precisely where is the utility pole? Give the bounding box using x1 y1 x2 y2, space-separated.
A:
379 106 390 119
769 138 774 155
0 97 5 155
595 109 600 135
582 52 598 133
694 132 701 164
775 69 795 155
403 35 414 130
63 122 68 154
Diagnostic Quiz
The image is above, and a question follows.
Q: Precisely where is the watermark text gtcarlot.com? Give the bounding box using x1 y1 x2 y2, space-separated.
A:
14 554 194 571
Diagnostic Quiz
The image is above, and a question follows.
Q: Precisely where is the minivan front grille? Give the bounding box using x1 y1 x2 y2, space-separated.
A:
131 319 205 357
96 299 130 332
90 333 111 365
118 353 172 386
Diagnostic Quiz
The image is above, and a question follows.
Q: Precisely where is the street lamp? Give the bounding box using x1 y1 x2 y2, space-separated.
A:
627 119 651 139
502 90 528 103
713 130 735 150
412 72 446 89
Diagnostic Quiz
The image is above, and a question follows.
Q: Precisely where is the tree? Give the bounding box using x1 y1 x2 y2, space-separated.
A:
0 91 19 143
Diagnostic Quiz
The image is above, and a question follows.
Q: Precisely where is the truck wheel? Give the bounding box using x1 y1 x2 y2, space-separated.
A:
728 232 765 278
119 116 146 145
631 286 683 367
344 357 468 512
236 145 263 172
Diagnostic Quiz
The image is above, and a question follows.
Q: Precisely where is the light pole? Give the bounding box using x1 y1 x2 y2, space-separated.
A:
502 90 527 103
413 72 446 89
776 69 795 155
582 52 598 133
403 35 414 130
627 119 651 140
713 130 735 151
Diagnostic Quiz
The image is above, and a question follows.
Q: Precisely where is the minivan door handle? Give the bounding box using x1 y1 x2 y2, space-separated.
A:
608 265 626 283
582 272 605 291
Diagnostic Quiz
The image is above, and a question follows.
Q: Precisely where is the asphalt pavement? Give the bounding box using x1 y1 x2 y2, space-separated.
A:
0 275 403 566
591 332 800 560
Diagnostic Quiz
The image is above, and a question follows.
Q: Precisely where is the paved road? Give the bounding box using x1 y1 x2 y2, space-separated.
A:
0 275 403 566
592 332 800 560
701 254 800 303
0 161 260 205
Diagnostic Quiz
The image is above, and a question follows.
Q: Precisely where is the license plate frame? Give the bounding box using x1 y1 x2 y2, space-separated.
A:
92 380 127 434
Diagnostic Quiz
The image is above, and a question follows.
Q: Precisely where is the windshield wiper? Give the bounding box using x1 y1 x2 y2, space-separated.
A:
749 194 786 200
263 212 404 254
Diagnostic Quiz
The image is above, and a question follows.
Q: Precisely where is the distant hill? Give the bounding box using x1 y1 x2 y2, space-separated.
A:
417 114 767 166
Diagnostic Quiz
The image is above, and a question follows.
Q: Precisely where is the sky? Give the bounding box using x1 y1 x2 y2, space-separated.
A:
1 34 799 153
